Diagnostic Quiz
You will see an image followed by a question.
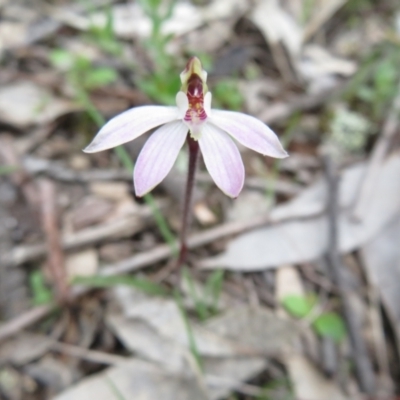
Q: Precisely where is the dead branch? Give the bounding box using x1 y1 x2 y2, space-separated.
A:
323 154 376 394
39 178 69 303
4 211 154 267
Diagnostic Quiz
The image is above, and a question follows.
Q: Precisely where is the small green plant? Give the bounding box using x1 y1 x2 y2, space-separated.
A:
212 79 243 111
135 0 180 105
265 112 299 205
50 49 118 92
133 0 244 110
329 106 372 154
312 312 346 342
343 42 400 120
281 293 346 343
87 7 123 56
281 294 317 318
355 57 398 119
183 268 224 321
174 289 203 372
29 270 54 306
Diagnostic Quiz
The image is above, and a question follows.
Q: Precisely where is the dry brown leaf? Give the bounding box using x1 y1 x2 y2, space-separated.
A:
200 152 400 270
53 358 208 400
361 216 400 344
107 287 296 399
250 0 302 59
285 353 349 400
0 81 77 128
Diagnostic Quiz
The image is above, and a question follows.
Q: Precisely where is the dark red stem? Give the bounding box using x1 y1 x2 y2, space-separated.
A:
177 136 199 267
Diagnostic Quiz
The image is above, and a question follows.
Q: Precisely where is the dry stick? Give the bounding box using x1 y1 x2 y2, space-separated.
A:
0 214 271 342
39 179 69 303
50 341 128 366
4 209 156 267
0 305 51 342
352 82 400 220
366 287 392 387
323 154 376 394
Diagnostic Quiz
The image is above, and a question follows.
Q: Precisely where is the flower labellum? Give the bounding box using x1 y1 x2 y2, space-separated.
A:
84 57 288 198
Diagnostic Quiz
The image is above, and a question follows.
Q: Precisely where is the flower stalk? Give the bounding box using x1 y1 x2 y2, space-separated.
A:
178 136 199 266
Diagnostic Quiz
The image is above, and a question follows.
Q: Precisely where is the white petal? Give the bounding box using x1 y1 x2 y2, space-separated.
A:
134 121 188 197
209 110 288 158
176 91 188 118
199 123 244 198
204 92 212 116
84 106 179 153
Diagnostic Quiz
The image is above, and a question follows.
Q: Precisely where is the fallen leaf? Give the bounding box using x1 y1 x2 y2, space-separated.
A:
285 353 349 400
53 358 208 400
0 81 77 128
200 152 400 270
250 0 302 59
107 287 296 399
361 216 400 343
69 196 114 230
205 357 267 400
0 4 59 53
298 45 357 81
204 306 297 355
0 334 53 366
227 191 271 222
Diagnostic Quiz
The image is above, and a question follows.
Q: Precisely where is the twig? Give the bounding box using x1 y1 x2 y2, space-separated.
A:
0 305 52 342
4 209 156 266
352 82 400 220
50 341 128 366
366 288 393 393
39 179 69 303
323 154 376 394
23 156 132 182
206 374 264 397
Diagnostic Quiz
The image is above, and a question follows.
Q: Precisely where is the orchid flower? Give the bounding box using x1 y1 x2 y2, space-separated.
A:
84 57 287 198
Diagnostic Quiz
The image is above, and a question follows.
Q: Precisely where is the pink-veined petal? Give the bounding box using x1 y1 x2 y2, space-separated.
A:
84 106 180 153
134 121 188 197
209 110 288 158
199 123 244 198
